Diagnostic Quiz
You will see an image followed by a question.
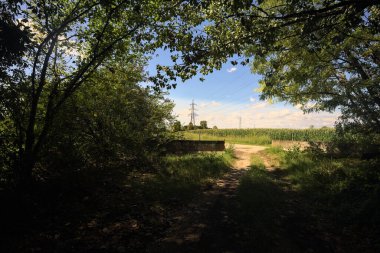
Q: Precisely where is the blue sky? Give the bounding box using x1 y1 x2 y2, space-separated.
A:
146 51 339 129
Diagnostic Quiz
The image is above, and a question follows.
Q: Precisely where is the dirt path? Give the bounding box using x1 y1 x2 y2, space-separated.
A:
230 144 267 169
150 144 267 252
149 144 338 252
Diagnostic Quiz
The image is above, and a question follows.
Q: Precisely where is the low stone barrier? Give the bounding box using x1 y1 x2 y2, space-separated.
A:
272 140 328 151
166 140 225 153
271 140 310 150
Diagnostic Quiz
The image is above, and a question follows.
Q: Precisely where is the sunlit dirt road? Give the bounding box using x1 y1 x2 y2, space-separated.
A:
228 143 267 169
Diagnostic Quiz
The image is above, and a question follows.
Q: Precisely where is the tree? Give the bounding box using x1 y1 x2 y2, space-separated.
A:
188 122 194 130
172 121 182 132
0 0 211 187
248 2 380 134
200 120 208 129
212 126 218 130
155 0 380 134
43 62 175 170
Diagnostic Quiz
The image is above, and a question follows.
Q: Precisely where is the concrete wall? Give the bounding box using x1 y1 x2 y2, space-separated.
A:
272 140 310 150
271 140 328 151
167 140 225 153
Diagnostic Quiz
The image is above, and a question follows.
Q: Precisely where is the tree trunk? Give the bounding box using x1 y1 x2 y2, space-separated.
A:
15 146 35 190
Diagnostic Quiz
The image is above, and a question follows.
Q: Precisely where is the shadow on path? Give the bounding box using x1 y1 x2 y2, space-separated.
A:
198 167 334 253
151 165 335 253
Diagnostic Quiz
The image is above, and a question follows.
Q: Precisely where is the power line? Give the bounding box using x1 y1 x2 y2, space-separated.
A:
189 99 197 125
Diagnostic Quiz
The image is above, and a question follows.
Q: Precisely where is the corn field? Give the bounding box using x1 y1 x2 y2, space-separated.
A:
185 128 335 144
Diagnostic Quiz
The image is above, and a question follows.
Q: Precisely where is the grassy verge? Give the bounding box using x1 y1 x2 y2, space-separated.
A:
260 147 380 224
237 147 380 251
281 148 380 224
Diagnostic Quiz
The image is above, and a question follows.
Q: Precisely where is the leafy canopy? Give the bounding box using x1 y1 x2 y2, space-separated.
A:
156 0 380 133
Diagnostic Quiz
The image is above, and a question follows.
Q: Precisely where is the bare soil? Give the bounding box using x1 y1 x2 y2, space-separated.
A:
230 144 267 169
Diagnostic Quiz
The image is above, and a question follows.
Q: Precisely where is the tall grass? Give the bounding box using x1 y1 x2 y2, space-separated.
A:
255 147 380 225
235 147 380 251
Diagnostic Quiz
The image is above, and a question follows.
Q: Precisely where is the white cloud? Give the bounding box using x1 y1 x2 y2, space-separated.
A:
249 97 256 103
227 67 237 73
171 98 340 129
199 102 207 108
250 102 270 109
199 100 222 108
267 109 292 119
210 100 222 107
20 18 86 59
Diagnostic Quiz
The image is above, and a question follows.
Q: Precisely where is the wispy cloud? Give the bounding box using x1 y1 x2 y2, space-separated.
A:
227 67 237 73
249 97 256 103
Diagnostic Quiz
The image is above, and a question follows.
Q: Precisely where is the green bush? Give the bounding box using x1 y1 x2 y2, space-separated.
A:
326 124 380 158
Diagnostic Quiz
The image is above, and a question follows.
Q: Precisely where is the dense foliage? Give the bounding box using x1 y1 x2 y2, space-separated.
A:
1 59 175 186
0 0 211 187
45 66 174 168
0 0 30 80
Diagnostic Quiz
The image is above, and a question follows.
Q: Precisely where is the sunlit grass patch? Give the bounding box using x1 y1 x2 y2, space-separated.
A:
164 153 230 181
131 152 233 204
250 154 266 170
258 146 286 168
224 144 237 162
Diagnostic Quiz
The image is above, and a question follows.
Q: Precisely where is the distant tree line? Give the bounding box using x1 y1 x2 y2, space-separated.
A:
172 120 218 132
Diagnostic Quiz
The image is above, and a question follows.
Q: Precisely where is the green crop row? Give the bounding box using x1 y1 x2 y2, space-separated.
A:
186 128 335 142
